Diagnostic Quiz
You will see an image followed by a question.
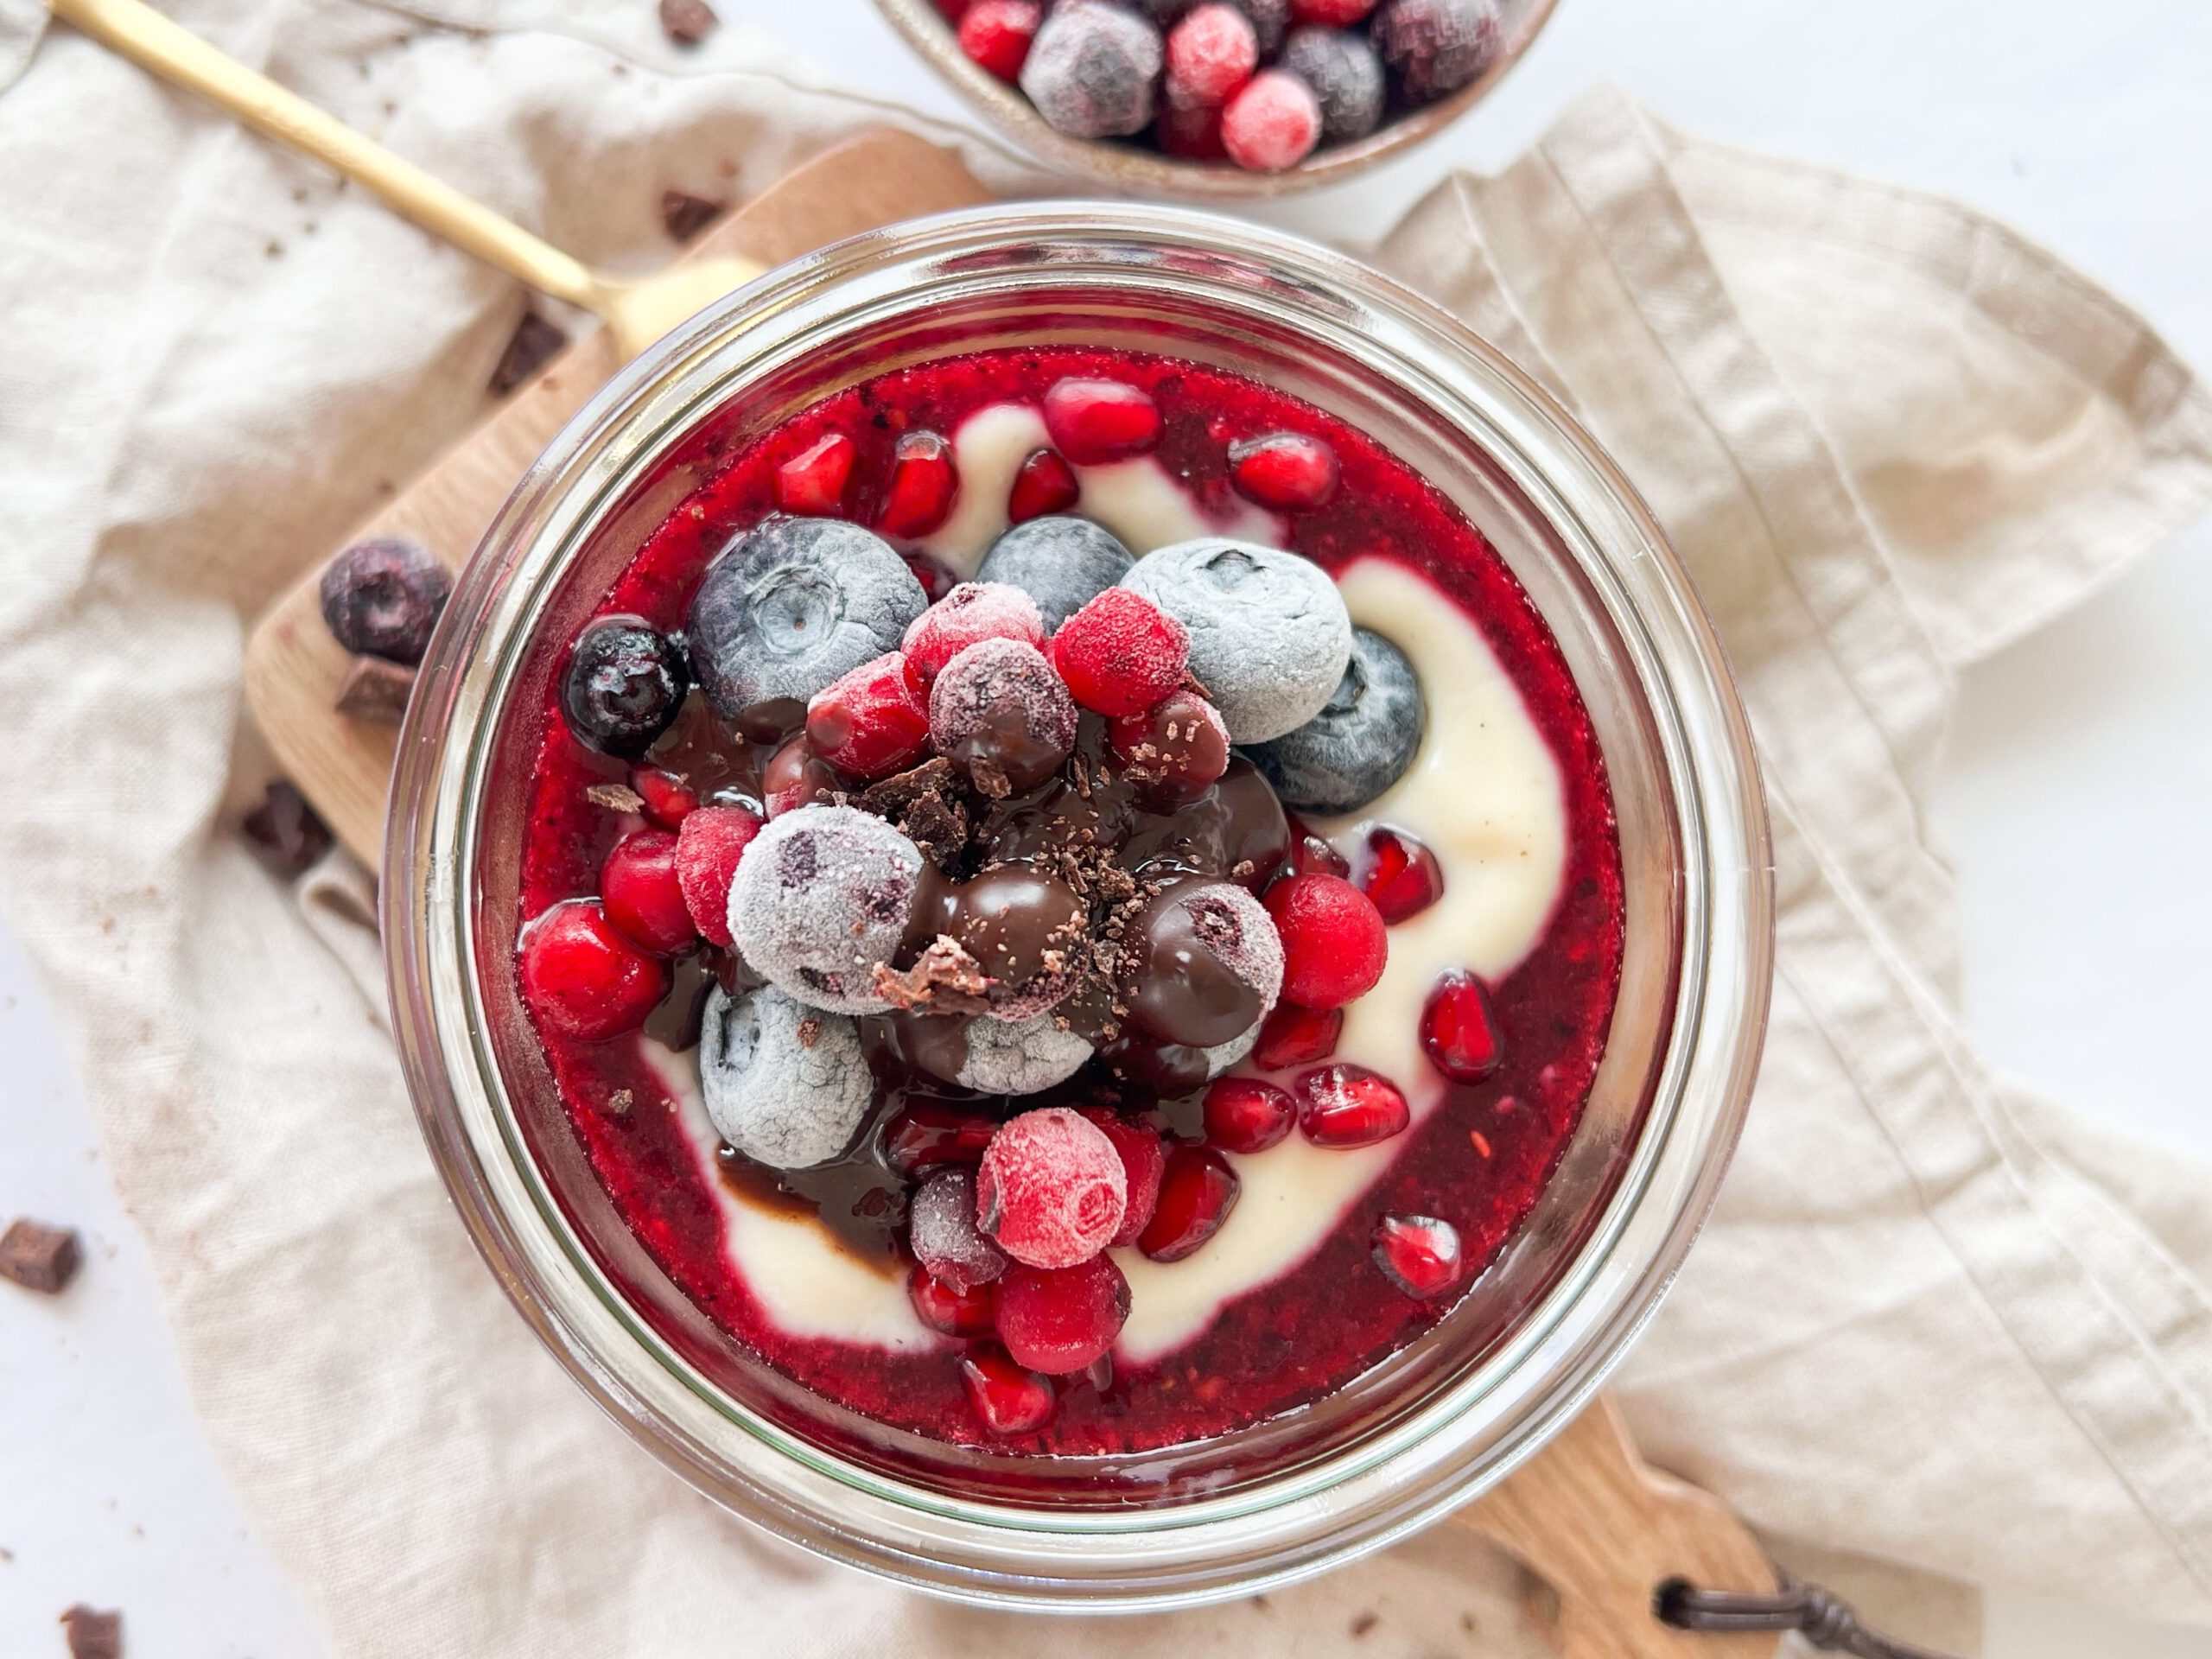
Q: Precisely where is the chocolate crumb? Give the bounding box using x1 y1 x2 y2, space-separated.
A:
658 0 717 45
1 1219 81 1295
586 783 647 814
857 759 969 868
334 654 416 725
60 1605 121 1659
242 780 331 878
874 936 994 1014
797 1016 822 1049
1349 1611 1377 1637
661 189 724 243
490 311 568 395
606 1089 634 1117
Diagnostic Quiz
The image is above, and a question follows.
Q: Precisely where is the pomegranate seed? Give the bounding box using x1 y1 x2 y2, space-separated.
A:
599 829 696 955
884 1103 1001 1176
876 429 959 537
1077 1108 1167 1247
761 734 840 817
1265 873 1388 1009
1251 1001 1343 1069
1421 970 1503 1084
518 900 669 1041
908 1263 996 1337
1363 825 1444 924
1042 378 1162 464
1107 688 1230 804
1008 447 1081 522
773 431 855 516
1286 814 1351 877
1228 431 1340 511
1296 1064 1410 1148
995 1255 1130 1374
1137 1145 1241 1262
628 766 698 830
671 803 763 947
1371 1213 1463 1299
959 1345 1057 1434
957 0 1042 79
905 550 957 603
1052 588 1190 716
1202 1076 1295 1154
804 652 931 778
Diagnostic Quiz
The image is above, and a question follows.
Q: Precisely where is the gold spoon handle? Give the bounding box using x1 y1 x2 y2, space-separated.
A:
48 0 602 312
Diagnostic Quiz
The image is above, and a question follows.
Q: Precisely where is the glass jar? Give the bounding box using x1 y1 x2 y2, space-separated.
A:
385 203 1772 1611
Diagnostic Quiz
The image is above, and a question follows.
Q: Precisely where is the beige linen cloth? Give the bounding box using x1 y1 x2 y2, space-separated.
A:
4 1 2211 1653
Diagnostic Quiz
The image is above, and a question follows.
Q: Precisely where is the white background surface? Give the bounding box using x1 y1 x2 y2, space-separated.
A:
4 0 2210 1653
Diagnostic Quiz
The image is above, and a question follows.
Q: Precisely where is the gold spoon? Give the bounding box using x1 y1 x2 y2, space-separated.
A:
48 0 762 358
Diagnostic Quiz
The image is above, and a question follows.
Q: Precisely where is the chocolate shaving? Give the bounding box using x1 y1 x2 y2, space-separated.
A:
60 1606 122 1659
873 936 994 1014
1 1218 81 1295
586 782 646 814
242 780 331 878
661 189 724 243
658 0 717 45
334 654 416 725
857 759 969 868
797 1016 822 1050
606 1089 634 1117
489 311 567 395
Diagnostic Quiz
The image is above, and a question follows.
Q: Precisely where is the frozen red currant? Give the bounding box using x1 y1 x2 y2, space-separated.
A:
1371 1212 1462 1298
599 829 696 955
995 1255 1131 1374
1137 1145 1241 1262
957 0 1043 79
1220 70 1320 173
1052 588 1190 717
1265 872 1388 1008
772 431 855 516
1251 1000 1343 1069
1296 1063 1409 1147
976 1107 1128 1269
1202 1076 1296 1154
876 429 959 537
903 582 1046 688
1166 3 1258 105
672 802 762 947
1077 1108 1167 1247
628 765 698 830
1007 447 1080 522
908 1263 997 1337
1042 377 1162 464
1108 688 1230 802
1421 970 1503 1083
1363 824 1444 923
804 652 931 779
518 900 669 1041
959 1345 1057 1434
1229 431 1340 511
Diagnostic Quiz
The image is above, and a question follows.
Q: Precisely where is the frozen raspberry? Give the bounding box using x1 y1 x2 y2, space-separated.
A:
960 1345 1057 1434
976 516 1135 632
761 734 840 817
1371 1212 1463 1298
928 638 1078 795
519 900 669 1041
563 617 690 757
629 766 698 830
1362 824 1443 922
976 1107 1128 1269
1221 70 1320 172
600 830 696 956
909 1167 1010 1293
958 0 1043 79
1279 26 1384 143
1288 0 1370 25
320 535 450 664
1137 1145 1240 1262
700 984 872 1168
1042 378 1164 465
956 1012 1095 1094
1020 1 1163 139
1421 970 1502 1083
1251 1000 1342 1068
1265 872 1387 1008
1370 0 1500 104
996 1255 1130 1375
1155 96 1228 161
884 1103 999 1176
805 652 931 779
1077 1108 1166 1246
1203 1076 1296 1154
727 804 925 1013
1296 1063 1409 1147
903 582 1047 688
1007 448 1080 522
672 803 763 948
1229 431 1340 511
909 1263 998 1336
1121 880 1284 1048
1108 688 1230 804
1052 588 1189 718
773 431 855 516
876 429 960 539
1166 3 1257 105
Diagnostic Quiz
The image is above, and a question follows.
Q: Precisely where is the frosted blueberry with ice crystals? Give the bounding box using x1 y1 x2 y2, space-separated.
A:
976 516 1135 632
1019 2 1163 140
728 804 924 1014
956 1012 1095 1096
698 984 871 1171
1249 625 1423 813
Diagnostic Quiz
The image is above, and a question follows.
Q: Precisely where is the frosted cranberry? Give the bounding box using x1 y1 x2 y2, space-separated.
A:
1007 447 1080 522
672 803 763 947
772 431 855 516
908 1263 997 1337
1363 824 1444 923
1220 70 1320 173
1296 1063 1409 1147
1077 1108 1167 1247
1289 0 1373 22
977 1107 1128 1269
629 766 698 830
1421 970 1502 1083
1251 1001 1342 1069
600 830 696 955
1108 689 1230 803
996 1255 1130 1374
761 734 840 817
805 652 931 778
519 900 669 1041
1042 378 1162 464
1166 3 1257 105
1371 1212 1462 1298
1202 1076 1295 1154
1265 872 1388 1008
1156 97 1227 161
1052 588 1190 716
960 1345 1057 1434
1138 1145 1241 1262
903 582 1046 688
1229 431 1340 510
957 0 1043 79
876 429 959 537
883 1103 999 1176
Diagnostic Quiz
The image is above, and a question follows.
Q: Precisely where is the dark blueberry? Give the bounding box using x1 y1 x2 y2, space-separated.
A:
1280 27 1384 143
563 617 690 757
241 779 332 877
318 536 450 665
685 514 927 717
1370 0 1501 105
1246 625 1422 813
1136 0 1197 23
976 515 1135 632
1020 1 1163 139
1226 0 1287 55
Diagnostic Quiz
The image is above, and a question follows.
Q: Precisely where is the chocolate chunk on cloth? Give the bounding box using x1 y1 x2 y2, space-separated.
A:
60 1606 122 1659
661 190 724 242
658 0 718 46
334 654 416 725
241 780 332 877
488 311 567 395
1 1217 82 1294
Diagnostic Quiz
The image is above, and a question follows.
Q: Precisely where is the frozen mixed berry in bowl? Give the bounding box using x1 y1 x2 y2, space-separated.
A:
385 207 1770 1608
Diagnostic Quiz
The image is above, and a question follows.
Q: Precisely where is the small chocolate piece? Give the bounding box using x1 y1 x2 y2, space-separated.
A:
334 654 416 725
60 1606 122 1659
661 189 724 243
489 310 568 395
1 1218 81 1294
605 1088 635 1117
658 0 718 46
858 758 969 869
873 936 993 1014
241 780 332 878
585 782 646 813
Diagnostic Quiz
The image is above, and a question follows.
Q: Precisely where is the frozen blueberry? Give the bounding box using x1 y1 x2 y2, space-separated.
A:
1226 0 1287 55
975 516 1136 632
319 536 450 664
698 984 871 1170
1119 540 1351 744
1370 0 1501 105
561 616 690 757
1020 1 1163 140
1136 0 1196 24
686 514 927 718
728 804 925 1014
1248 626 1422 813
957 1011 1096 1096
1280 27 1384 143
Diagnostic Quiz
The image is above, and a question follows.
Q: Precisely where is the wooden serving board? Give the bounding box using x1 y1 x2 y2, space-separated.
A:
238 128 1778 1657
